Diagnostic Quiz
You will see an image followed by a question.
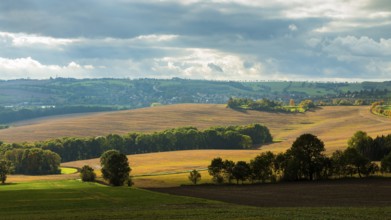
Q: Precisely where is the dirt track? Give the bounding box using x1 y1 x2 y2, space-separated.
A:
149 178 391 207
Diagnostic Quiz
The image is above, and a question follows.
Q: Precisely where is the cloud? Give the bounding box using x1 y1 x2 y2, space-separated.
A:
0 0 390 81
135 34 179 42
0 57 96 79
288 24 298 31
152 48 265 80
0 32 78 48
319 35 391 80
323 36 391 60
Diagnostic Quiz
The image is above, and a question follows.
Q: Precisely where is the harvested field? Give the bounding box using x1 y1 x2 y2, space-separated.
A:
1 104 390 154
150 178 391 207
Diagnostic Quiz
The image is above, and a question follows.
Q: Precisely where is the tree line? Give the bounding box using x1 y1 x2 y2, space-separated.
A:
0 124 272 162
227 97 316 112
0 148 61 179
371 101 391 117
207 132 391 184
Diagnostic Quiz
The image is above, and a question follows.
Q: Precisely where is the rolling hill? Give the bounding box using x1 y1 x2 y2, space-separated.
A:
1 78 390 125
2 104 390 152
4 103 391 187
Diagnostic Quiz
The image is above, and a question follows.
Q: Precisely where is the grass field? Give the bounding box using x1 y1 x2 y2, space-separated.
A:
0 179 390 220
60 167 78 174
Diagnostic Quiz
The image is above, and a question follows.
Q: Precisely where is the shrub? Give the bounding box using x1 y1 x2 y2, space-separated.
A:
80 165 96 182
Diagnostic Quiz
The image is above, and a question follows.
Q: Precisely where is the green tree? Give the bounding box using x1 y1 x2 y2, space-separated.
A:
381 152 391 173
331 150 348 178
222 131 250 149
348 131 373 159
4 148 60 175
250 152 275 183
223 159 235 183
236 124 272 145
208 157 225 184
188 170 201 184
100 150 131 186
343 147 371 178
299 100 315 111
273 152 287 178
80 165 96 182
0 160 14 184
105 134 125 153
372 135 391 161
232 161 250 184
288 133 326 180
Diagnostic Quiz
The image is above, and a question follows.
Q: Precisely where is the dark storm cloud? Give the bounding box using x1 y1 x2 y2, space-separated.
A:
0 0 298 39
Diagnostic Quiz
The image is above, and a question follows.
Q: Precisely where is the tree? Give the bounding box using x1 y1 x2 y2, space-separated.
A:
331 150 348 177
273 152 287 177
232 161 250 184
188 170 201 184
0 160 14 184
208 157 225 183
236 124 272 145
100 150 131 186
223 159 235 183
289 133 326 180
299 100 315 111
381 152 391 173
289 99 295 106
222 131 252 149
4 148 60 175
348 131 373 159
343 147 371 178
105 134 125 153
80 165 96 182
250 152 275 183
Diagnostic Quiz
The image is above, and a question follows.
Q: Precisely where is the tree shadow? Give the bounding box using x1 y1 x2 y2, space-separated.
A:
1 182 18 186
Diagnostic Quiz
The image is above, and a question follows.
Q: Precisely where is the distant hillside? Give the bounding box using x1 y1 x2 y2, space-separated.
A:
0 78 390 124
1 78 390 107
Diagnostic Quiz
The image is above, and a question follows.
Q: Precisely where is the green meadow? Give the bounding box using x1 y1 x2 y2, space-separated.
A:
0 180 390 220
60 167 78 174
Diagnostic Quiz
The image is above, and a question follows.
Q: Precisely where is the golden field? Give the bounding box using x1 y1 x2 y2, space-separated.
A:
2 104 390 151
4 104 391 186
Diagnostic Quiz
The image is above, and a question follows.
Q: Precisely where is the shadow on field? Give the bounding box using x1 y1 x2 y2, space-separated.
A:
0 182 18 186
147 178 391 207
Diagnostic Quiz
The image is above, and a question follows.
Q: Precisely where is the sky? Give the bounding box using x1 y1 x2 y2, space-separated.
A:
0 0 390 81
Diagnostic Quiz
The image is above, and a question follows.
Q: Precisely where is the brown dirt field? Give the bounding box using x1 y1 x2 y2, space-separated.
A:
149 178 391 207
